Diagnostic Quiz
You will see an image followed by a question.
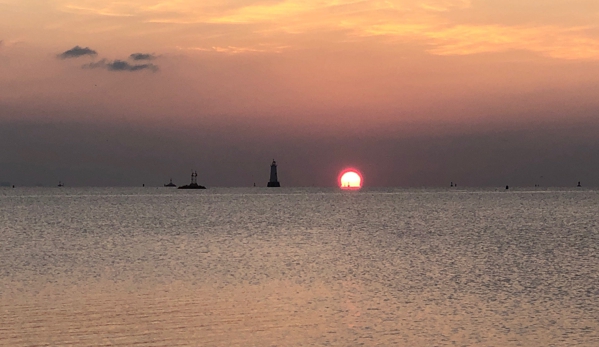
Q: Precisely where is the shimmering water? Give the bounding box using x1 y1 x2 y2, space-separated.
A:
1 187 598 346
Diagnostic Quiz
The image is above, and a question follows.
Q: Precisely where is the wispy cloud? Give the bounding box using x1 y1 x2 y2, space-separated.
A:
58 46 97 59
129 53 155 60
62 4 137 17
424 25 599 60
0 38 26 49
179 45 290 54
53 0 599 60
83 59 158 72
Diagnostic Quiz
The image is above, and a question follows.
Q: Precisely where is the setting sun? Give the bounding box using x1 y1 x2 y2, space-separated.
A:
339 169 362 189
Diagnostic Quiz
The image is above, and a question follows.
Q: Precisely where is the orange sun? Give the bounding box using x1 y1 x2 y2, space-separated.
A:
339 169 362 189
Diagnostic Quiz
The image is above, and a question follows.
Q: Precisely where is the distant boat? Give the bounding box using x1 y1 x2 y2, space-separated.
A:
164 179 176 187
178 171 206 190
58 181 64 187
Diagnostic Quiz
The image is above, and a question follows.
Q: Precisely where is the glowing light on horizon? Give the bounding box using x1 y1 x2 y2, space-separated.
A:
339 169 362 189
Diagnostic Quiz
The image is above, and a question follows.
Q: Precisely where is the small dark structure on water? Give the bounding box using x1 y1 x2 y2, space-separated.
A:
178 171 206 189
58 181 64 187
577 181 582 187
164 179 176 187
267 160 280 187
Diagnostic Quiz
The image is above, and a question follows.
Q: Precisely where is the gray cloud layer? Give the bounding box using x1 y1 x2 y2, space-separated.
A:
83 59 158 72
58 46 159 71
58 46 97 59
2 113 599 187
130 53 155 61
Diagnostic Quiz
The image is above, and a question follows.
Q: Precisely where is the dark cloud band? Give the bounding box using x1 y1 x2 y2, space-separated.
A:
130 53 155 61
83 59 158 72
58 46 97 59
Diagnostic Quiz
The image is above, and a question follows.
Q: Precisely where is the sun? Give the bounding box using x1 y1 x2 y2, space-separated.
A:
339 169 362 189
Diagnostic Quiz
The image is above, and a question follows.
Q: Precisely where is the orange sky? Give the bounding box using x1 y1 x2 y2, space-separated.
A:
1 0 599 186
2 0 599 128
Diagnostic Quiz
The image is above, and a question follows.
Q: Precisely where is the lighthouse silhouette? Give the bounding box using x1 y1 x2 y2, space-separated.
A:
267 160 281 187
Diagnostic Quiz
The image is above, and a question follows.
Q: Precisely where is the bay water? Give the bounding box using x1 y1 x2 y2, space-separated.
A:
1 187 598 346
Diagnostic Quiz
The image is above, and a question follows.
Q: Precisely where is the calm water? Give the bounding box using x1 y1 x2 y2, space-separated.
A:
1 187 598 346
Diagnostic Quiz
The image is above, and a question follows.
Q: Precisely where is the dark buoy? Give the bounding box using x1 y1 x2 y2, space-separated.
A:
267 159 281 187
450 182 454 187
142 183 145 187
577 181 582 187
506 185 509 190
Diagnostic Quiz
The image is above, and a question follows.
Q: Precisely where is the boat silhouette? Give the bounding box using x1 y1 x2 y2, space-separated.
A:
164 179 176 187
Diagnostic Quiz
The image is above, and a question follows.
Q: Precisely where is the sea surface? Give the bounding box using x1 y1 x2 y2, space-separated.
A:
1 187 598 346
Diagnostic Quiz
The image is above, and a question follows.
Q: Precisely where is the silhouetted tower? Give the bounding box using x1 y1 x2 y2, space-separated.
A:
191 171 198 185
577 181 582 187
267 160 281 187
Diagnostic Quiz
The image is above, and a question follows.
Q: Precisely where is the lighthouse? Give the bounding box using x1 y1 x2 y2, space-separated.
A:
267 160 281 187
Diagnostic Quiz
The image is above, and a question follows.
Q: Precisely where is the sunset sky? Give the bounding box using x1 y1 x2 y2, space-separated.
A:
1 0 599 187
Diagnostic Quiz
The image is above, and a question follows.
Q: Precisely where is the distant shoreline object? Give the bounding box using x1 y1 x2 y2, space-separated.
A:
267 160 280 187
178 171 206 189
164 179 176 187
